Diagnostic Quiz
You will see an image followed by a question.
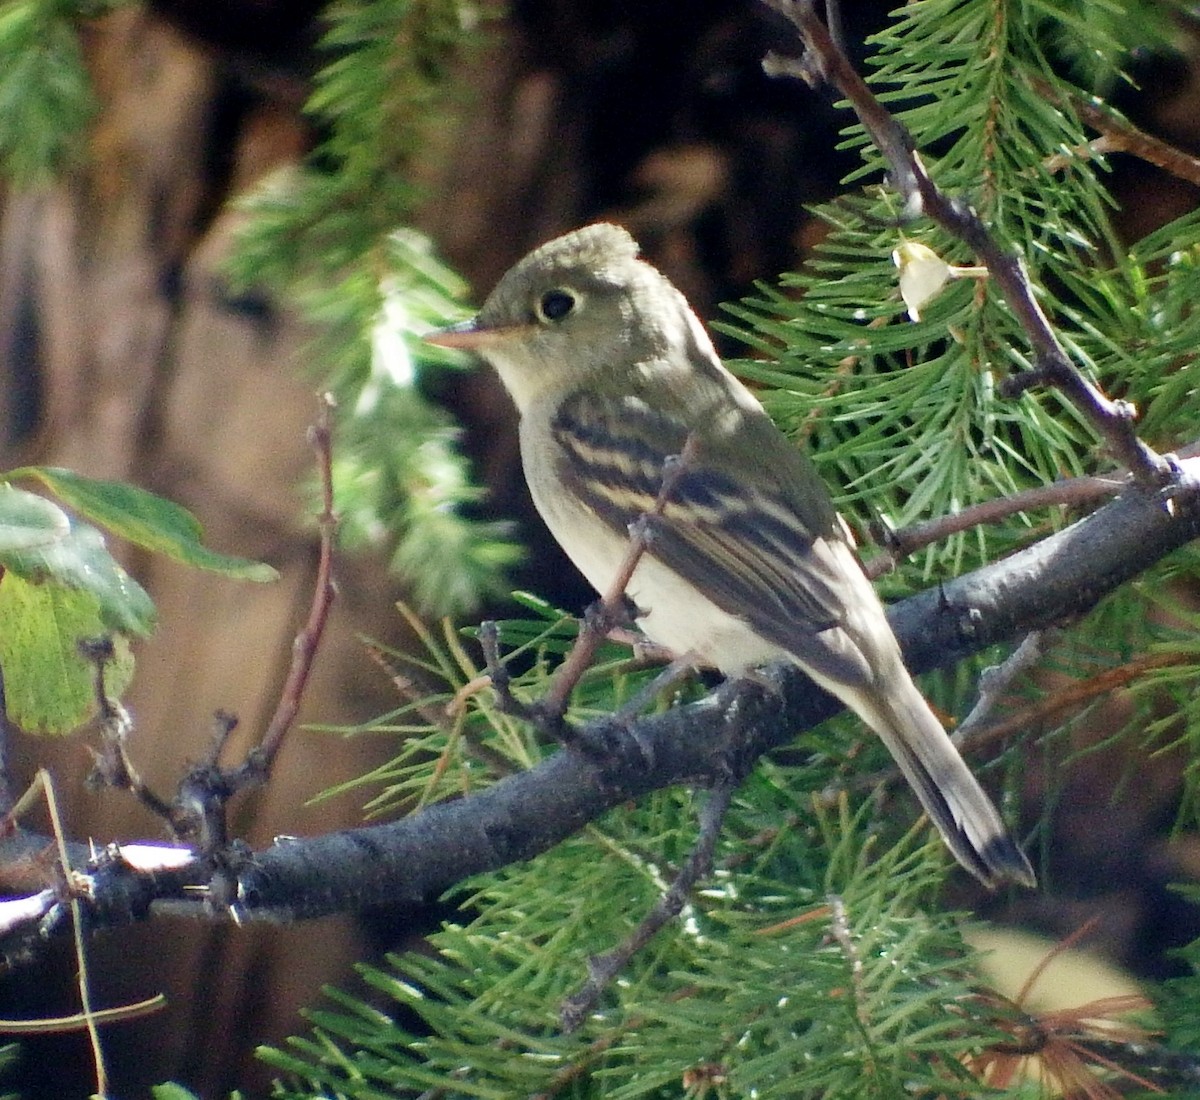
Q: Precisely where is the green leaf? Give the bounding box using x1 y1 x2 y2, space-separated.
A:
10 467 277 581
0 485 70 552
0 517 155 636
0 573 134 735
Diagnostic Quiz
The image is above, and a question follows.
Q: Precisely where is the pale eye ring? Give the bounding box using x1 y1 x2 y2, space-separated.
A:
536 288 577 322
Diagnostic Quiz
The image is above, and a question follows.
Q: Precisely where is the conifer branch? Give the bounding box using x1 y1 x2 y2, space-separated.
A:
762 0 1173 489
866 440 1200 577
864 475 1124 578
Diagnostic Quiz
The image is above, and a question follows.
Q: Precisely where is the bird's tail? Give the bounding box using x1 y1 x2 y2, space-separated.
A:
853 672 1035 889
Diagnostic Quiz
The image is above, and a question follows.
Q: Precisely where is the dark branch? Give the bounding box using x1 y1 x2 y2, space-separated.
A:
2 464 1197 959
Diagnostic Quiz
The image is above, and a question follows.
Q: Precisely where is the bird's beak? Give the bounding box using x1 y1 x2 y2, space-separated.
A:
424 317 534 350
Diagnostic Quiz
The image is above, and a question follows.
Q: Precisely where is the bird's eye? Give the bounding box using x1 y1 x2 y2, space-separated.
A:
537 288 576 322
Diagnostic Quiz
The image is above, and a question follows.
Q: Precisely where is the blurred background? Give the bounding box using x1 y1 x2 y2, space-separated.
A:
2 1 1200 1094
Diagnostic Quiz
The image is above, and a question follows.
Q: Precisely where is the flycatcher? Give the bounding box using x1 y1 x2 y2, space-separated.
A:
427 223 1034 888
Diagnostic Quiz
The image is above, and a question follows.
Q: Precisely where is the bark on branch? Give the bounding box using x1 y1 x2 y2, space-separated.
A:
3 462 1198 962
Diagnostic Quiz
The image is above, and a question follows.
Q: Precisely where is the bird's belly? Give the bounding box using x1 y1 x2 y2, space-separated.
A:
529 475 783 675
628 553 785 675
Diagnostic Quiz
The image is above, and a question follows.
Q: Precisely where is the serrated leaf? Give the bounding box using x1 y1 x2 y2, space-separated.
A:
0 485 70 552
0 517 155 636
0 574 134 735
11 467 277 581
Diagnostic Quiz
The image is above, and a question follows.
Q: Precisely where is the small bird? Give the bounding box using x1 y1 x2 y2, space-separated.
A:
427 223 1034 888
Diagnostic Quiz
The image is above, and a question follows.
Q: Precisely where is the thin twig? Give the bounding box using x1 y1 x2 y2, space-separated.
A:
1043 134 1120 175
172 712 240 854
762 0 1173 489
529 986 703 1099
364 641 518 780
365 640 462 733
244 392 339 775
0 995 166 1033
1034 74 1200 188
559 775 736 1032
864 475 1126 578
612 655 698 723
827 894 869 1028
80 638 175 822
954 648 1192 757
952 630 1051 746
1080 1038 1200 1092
476 620 524 716
864 440 1200 576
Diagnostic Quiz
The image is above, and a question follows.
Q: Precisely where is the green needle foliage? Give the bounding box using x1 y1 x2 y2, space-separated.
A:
224 1 521 615
0 0 127 186
265 778 999 1099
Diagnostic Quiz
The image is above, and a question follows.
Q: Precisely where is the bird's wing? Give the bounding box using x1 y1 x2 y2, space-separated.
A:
550 389 875 686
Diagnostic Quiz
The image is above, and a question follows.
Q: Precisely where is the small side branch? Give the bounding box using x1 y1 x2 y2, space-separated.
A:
230 392 339 785
559 774 737 1033
762 0 1172 489
865 474 1126 578
864 440 1200 577
952 631 1051 747
827 895 869 1029
1035 75 1200 189
81 638 175 824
